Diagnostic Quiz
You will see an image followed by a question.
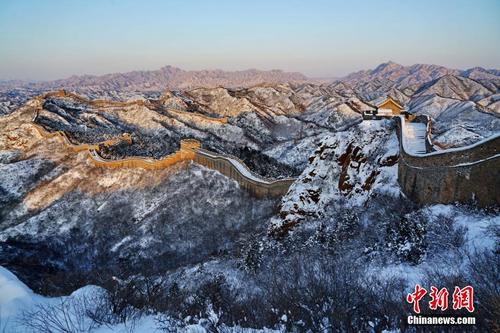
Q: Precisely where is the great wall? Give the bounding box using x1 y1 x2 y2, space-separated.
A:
194 149 295 198
33 121 294 198
396 115 499 207
86 140 295 198
30 92 294 198
29 91 499 205
31 122 132 153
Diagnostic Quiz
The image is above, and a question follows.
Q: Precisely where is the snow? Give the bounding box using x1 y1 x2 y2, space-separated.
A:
92 316 164 333
399 115 499 158
448 208 499 252
424 133 500 156
300 99 362 130
366 204 499 295
2 71 499 333
0 266 36 319
433 126 482 148
111 236 132 252
367 263 424 290
0 266 199 333
0 266 281 333
274 120 400 228
263 133 330 169
0 157 53 202
398 114 499 163
373 132 400 197
408 94 500 148
0 149 21 164
198 150 286 184
401 118 427 154
453 153 500 167
228 159 266 183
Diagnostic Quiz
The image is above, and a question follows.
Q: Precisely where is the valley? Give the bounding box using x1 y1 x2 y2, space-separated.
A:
0 62 499 332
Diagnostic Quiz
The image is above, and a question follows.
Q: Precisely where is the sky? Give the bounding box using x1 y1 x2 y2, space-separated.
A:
0 0 499 81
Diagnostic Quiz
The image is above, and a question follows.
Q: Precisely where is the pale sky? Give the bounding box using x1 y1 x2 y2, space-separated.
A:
0 0 499 80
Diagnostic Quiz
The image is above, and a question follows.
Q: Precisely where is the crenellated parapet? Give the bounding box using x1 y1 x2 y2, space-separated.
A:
89 139 294 198
31 122 131 153
194 149 295 198
395 116 499 207
32 119 292 198
26 91 293 198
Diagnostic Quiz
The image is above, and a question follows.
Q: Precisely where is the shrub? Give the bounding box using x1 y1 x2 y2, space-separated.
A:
385 212 426 264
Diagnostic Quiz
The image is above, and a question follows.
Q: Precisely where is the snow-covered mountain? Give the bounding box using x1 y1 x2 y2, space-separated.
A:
0 62 499 332
343 61 457 88
343 61 499 89
4 66 309 92
413 74 493 101
341 61 500 105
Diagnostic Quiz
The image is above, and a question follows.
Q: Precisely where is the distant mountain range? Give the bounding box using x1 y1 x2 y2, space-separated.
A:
1 61 499 93
20 66 308 91
341 61 500 92
1 62 499 124
2 59 499 333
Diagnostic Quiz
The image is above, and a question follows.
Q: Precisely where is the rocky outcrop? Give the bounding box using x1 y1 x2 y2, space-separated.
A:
270 120 400 236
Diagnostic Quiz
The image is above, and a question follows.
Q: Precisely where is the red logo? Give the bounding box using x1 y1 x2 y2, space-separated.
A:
429 286 449 311
406 284 427 314
406 285 474 313
452 286 474 313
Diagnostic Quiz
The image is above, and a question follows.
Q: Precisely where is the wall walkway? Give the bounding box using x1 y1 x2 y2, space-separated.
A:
87 139 199 170
31 122 131 153
32 112 293 198
194 149 296 198
31 90 500 205
395 116 499 207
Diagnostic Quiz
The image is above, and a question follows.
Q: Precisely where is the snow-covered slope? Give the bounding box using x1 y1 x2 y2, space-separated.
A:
271 120 399 235
409 94 500 147
1 63 499 332
0 266 222 333
413 75 493 101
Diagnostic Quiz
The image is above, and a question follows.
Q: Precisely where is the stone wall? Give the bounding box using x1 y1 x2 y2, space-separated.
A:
32 119 293 198
89 141 294 198
32 95 291 199
194 150 295 198
43 90 147 108
88 139 200 170
32 123 129 153
165 108 228 124
396 117 499 207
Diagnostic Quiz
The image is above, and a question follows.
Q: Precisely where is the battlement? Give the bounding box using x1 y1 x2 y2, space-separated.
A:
395 116 499 207
32 119 292 198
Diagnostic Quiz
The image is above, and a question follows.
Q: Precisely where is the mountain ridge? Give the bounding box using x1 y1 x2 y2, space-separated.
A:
20 66 309 92
1 61 499 119
3 61 499 93
341 61 499 88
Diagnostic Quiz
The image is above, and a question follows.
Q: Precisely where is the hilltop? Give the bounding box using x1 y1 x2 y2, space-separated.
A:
0 62 499 332
2 66 308 92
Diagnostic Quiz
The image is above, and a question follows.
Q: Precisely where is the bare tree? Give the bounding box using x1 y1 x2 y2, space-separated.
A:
19 297 97 333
